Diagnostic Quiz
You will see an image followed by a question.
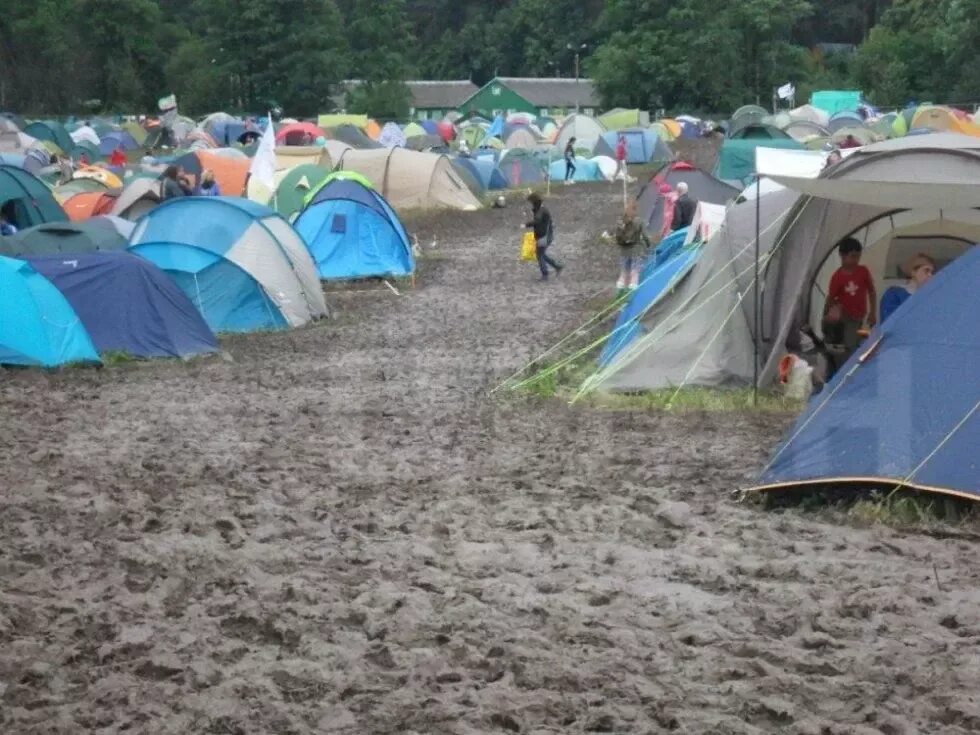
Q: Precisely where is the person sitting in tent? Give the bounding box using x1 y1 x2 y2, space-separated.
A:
839 134 861 149
614 135 628 182
614 200 651 292
671 182 697 231
525 192 563 281
880 253 934 323
564 137 577 183
823 237 877 362
197 169 222 197
823 148 843 170
109 145 127 169
161 165 193 200
0 211 18 236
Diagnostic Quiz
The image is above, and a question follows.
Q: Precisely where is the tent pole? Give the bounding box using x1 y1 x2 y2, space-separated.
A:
753 174 761 405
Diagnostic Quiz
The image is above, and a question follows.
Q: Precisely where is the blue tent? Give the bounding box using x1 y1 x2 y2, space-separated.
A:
754 246 980 501
548 156 605 182
294 178 413 280
420 120 439 135
98 130 140 155
0 254 99 366
453 156 507 191
601 129 672 165
128 197 326 333
599 228 697 367
498 150 546 187
27 252 219 359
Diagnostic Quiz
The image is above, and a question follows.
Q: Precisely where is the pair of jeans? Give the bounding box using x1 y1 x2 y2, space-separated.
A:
537 242 561 278
564 159 576 180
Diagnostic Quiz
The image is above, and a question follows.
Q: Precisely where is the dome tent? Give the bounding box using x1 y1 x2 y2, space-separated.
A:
267 164 331 222
548 156 605 182
0 217 132 257
295 177 413 280
0 254 99 367
601 128 673 165
0 165 67 228
554 114 607 157
334 148 481 211
111 178 164 221
636 161 739 233
128 197 326 333
63 190 119 221
27 251 218 360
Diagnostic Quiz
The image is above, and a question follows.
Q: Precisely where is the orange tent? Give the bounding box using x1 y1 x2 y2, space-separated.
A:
63 190 119 221
365 119 382 140
174 150 251 196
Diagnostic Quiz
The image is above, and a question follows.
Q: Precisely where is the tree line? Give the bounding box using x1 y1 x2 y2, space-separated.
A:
0 0 976 119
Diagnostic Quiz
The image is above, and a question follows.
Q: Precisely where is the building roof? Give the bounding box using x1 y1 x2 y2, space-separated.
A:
405 81 479 109
495 77 600 108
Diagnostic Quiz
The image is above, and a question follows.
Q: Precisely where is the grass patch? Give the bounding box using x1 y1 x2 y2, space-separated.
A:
100 351 139 366
760 485 980 531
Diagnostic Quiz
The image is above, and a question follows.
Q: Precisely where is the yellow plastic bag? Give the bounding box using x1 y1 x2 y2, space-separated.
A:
521 231 537 261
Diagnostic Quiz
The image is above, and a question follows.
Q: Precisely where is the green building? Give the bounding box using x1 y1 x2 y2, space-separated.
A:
457 77 600 118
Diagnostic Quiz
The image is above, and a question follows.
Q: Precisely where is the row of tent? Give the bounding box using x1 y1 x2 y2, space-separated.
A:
565 133 980 500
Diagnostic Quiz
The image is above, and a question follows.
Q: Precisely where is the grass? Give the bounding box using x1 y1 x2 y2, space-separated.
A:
760 485 980 531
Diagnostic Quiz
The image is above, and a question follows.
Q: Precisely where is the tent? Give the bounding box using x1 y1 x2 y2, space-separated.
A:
752 245 980 501
730 124 791 141
548 156 605 182
811 91 862 116
173 150 250 196
497 149 547 187
128 197 326 333
789 104 831 127
111 178 164 221
121 122 148 146
276 122 328 146
245 146 332 202
714 138 804 187
317 114 369 130
830 127 879 146
27 251 219 359
62 190 119 221
295 177 413 280
827 114 866 134
601 128 673 165
599 109 649 131
379 122 407 148
783 120 831 143
259 164 330 221
910 106 980 136
729 105 768 134
23 121 74 156
636 162 739 233
0 217 132 257
70 125 100 147
553 114 607 157
453 156 507 192
74 165 123 189
334 148 481 210
0 165 67 228
402 122 427 139
0 152 46 176
503 126 538 150
405 134 446 152
0 254 99 366
53 178 108 203
99 130 140 155
581 186 800 394
330 124 382 149
460 124 487 150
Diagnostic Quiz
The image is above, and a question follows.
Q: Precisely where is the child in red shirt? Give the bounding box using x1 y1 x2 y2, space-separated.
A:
825 237 877 361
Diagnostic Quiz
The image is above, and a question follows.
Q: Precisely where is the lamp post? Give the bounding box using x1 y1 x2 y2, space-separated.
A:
567 43 587 113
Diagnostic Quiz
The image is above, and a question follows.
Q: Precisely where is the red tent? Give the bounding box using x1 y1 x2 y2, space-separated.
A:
275 122 327 145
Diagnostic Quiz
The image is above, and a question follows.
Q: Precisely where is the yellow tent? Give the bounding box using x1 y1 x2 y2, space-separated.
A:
659 119 683 139
317 114 369 130
910 106 980 137
73 165 123 189
364 119 382 140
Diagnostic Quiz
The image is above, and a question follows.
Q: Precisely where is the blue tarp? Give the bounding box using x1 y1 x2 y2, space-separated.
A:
0 254 99 366
756 245 980 500
27 251 218 359
599 228 697 367
294 178 413 280
548 157 605 182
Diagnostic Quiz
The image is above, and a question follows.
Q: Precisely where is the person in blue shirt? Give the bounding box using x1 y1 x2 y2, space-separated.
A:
880 253 934 322
197 169 222 197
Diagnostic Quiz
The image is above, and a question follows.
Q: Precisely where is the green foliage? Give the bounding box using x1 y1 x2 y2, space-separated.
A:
0 0 975 117
346 81 412 121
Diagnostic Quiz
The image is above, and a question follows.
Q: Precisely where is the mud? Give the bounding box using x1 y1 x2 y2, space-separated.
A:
2 177 978 734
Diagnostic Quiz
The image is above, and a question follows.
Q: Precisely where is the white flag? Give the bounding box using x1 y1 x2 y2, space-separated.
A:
249 114 277 192
777 83 795 101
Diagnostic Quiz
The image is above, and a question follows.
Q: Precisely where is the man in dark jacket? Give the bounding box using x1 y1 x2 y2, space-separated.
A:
525 192 563 280
672 182 697 231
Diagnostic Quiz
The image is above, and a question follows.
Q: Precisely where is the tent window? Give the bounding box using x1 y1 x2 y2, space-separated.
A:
331 214 347 234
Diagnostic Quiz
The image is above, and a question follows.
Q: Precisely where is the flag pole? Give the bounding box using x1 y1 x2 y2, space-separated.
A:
753 174 761 406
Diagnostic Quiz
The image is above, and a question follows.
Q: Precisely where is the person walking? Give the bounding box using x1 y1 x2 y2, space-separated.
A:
615 200 650 292
525 192 563 281
614 134 628 181
563 138 577 183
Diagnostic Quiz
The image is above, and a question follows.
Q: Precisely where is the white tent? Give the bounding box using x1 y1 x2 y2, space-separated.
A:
554 114 607 155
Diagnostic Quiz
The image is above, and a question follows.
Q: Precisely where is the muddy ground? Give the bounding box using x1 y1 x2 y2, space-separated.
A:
2 171 979 734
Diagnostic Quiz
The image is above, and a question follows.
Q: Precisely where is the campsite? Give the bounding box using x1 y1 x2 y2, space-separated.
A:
2 1 980 731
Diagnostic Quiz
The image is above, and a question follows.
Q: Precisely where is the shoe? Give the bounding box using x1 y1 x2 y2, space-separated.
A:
538 275 549 282
555 265 564 278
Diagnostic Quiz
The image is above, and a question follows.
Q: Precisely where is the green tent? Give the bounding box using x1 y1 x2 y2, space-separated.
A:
714 138 804 185
0 219 129 257
0 165 67 228
402 122 426 139
53 178 109 201
599 108 645 131
461 125 487 150
303 170 374 209
23 120 74 155
121 122 147 146
273 164 330 222
70 141 103 163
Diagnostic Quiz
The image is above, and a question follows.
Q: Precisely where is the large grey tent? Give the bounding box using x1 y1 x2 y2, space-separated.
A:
636 162 739 234
586 133 980 393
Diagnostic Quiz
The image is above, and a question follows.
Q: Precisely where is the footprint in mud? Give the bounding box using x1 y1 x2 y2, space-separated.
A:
218 615 299 650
